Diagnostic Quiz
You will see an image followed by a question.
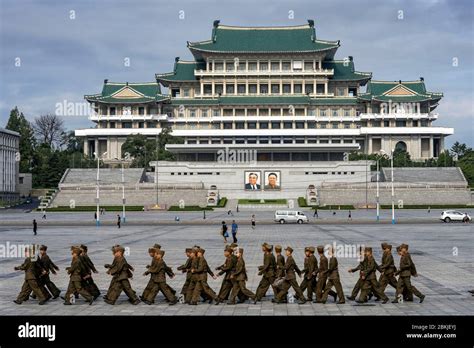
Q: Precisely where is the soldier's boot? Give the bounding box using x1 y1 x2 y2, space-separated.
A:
13 300 22 304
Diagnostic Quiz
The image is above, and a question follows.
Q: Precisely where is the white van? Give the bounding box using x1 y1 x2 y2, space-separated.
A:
274 211 308 224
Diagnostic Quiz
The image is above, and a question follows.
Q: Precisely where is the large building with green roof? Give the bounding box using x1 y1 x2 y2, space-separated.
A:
76 20 452 166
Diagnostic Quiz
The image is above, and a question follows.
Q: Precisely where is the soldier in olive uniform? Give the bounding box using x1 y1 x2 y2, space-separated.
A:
103 245 120 301
394 245 414 301
104 245 140 305
177 248 193 298
63 247 93 305
35 245 60 299
346 246 366 301
275 245 285 279
79 245 100 300
300 246 318 301
151 243 177 300
255 243 277 302
14 249 48 305
393 244 425 303
185 248 199 303
274 247 306 304
143 250 178 305
215 246 235 304
141 247 158 301
190 248 218 305
321 246 345 304
377 243 398 293
228 248 256 304
314 246 336 303
358 247 389 303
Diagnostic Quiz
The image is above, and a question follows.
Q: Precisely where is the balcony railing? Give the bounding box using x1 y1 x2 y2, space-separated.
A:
194 68 334 77
359 112 438 120
88 114 169 121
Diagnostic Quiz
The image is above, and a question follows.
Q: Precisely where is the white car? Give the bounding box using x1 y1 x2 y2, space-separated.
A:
274 211 308 224
440 210 471 223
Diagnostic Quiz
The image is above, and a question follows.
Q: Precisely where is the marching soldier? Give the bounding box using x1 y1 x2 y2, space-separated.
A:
152 243 177 300
63 247 93 305
393 244 425 303
275 245 285 279
255 243 277 302
34 245 60 299
141 247 158 301
395 245 413 301
321 246 345 304
378 243 398 294
190 248 218 305
300 246 318 301
358 247 389 303
79 245 100 300
177 248 193 299
274 247 306 304
14 248 47 305
314 246 336 303
215 246 234 304
185 248 199 303
346 246 366 301
104 245 140 305
142 250 178 305
228 248 256 304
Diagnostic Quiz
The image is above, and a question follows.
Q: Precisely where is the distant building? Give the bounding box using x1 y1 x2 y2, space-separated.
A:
76 20 453 162
0 128 20 204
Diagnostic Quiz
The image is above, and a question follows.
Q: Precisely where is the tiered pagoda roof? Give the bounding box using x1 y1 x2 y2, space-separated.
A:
358 80 443 104
188 20 340 59
85 81 169 104
156 59 206 85
323 58 371 83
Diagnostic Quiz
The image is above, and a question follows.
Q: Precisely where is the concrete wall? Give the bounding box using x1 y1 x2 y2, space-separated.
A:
18 173 32 197
52 187 208 208
318 186 471 206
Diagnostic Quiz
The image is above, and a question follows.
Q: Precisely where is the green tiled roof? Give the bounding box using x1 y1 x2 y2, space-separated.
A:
170 96 359 106
358 80 443 103
188 21 339 57
323 59 372 82
156 59 206 84
85 82 168 104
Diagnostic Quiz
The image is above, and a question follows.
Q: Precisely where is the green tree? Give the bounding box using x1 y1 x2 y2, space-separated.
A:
5 107 36 172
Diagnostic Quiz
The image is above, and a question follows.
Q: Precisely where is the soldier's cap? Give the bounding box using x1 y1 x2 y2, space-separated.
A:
285 246 294 253
317 246 325 253
384 244 392 250
157 250 165 256
262 243 272 251
230 243 238 248
148 248 157 254
308 246 315 253
396 245 402 252
39 245 47 251
115 246 125 253
185 248 192 252
190 248 198 254
238 248 244 254
71 247 81 255
71 245 79 251
381 242 388 249
274 245 282 252
225 247 233 253
267 244 273 251
80 244 88 252
365 247 373 252
153 244 161 249
198 248 205 254
401 243 409 250
193 245 200 249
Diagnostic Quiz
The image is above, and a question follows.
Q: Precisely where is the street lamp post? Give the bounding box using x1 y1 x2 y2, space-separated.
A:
94 151 107 227
390 149 395 224
114 157 126 223
376 157 380 221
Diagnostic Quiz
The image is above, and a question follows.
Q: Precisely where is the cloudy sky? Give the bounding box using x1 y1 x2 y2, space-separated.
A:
0 0 472 146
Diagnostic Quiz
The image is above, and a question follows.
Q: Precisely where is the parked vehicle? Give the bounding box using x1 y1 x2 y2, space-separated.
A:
274 211 308 224
440 210 471 223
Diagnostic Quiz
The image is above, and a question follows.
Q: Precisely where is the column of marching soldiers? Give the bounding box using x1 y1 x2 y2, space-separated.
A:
13 241 425 306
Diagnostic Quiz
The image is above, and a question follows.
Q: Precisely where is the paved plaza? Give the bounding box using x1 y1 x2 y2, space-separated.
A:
0 212 473 316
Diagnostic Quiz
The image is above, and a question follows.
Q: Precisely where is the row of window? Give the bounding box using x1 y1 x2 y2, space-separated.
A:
169 108 359 118
206 60 321 72
185 137 357 145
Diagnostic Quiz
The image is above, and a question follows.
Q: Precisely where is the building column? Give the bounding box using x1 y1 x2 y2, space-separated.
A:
94 139 99 157
429 136 434 158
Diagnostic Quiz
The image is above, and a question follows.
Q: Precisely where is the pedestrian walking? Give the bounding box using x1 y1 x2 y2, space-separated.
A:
251 214 256 230
94 212 97 221
348 210 352 220
231 220 238 243
117 215 121 229
33 219 37 236
221 221 228 243
42 211 46 219
236 205 239 213
313 209 318 219
227 209 233 216
427 206 430 214
203 210 206 220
